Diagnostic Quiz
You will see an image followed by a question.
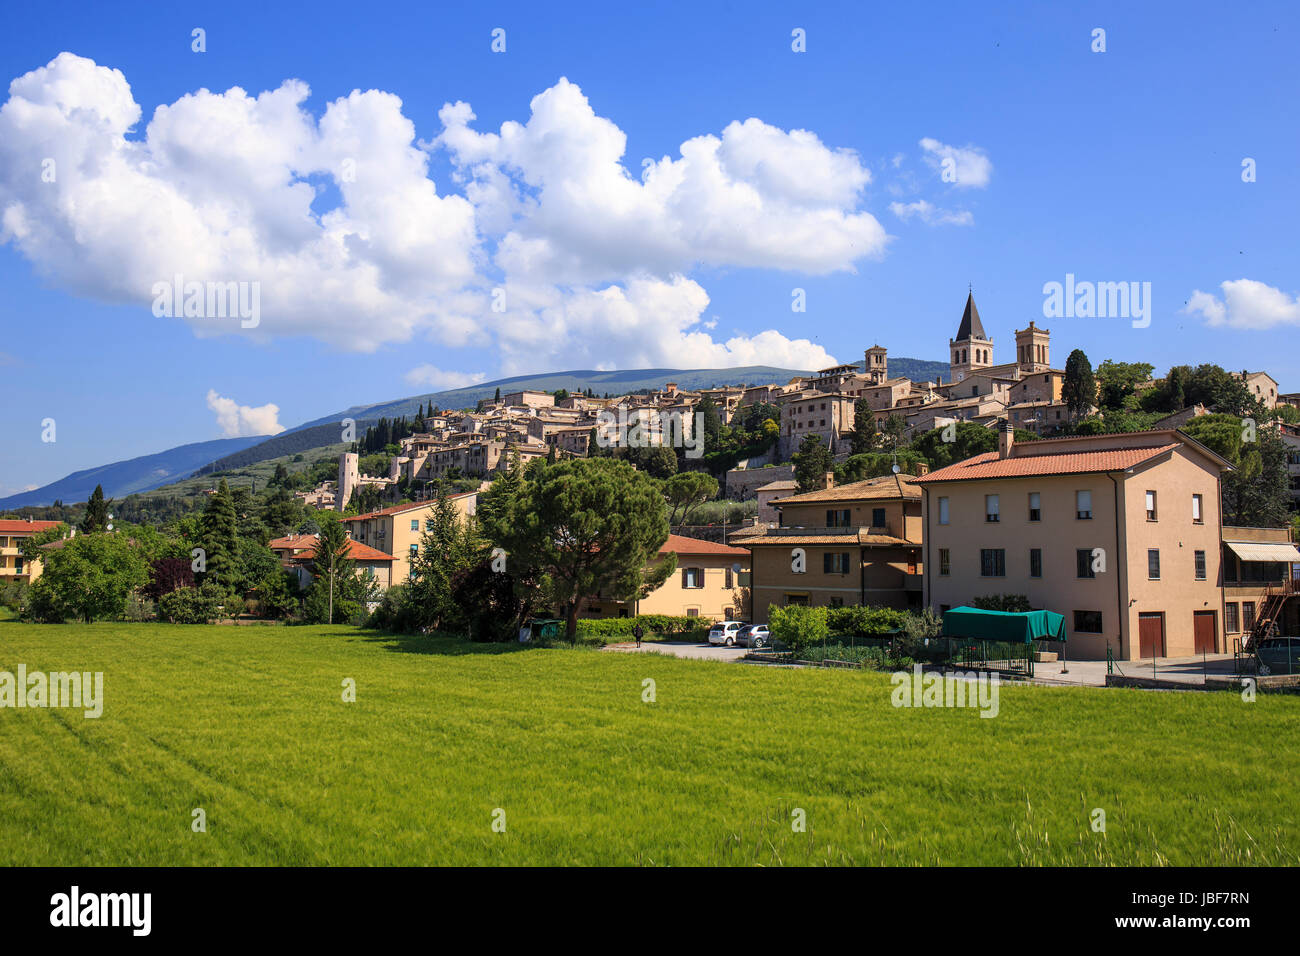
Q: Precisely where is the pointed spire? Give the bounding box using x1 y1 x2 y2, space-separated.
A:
956 291 986 341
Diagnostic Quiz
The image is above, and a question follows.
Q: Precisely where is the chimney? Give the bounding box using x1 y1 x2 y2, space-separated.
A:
914 461 930 477
998 419 1015 459
823 471 835 490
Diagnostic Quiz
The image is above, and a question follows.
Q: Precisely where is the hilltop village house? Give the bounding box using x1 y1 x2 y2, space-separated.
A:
732 472 926 623
577 534 752 622
0 518 63 583
911 424 1290 661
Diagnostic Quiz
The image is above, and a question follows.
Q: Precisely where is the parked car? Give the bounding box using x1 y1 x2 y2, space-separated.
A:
707 621 746 646
1256 636 1300 675
738 624 770 648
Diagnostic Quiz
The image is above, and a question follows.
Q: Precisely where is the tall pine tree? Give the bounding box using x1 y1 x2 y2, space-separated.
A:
199 478 240 591
80 484 112 533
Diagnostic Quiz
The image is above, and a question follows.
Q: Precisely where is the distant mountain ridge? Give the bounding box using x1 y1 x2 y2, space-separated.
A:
0 436 267 510
2 359 948 508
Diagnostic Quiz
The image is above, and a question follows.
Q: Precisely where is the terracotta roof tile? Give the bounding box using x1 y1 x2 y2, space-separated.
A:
771 473 921 505
660 533 751 557
739 530 916 547
913 444 1180 483
291 540 396 562
0 519 62 534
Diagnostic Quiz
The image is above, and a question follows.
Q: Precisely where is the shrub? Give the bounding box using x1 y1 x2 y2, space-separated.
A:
123 593 156 622
769 604 828 654
0 579 29 612
23 580 65 623
157 582 227 624
365 585 414 631
825 605 908 636
257 571 299 620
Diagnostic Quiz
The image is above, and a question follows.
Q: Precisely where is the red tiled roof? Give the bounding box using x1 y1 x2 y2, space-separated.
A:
342 495 475 522
913 444 1180 483
660 533 750 557
267 534 319 550
290 540 396 562
0 519 62 534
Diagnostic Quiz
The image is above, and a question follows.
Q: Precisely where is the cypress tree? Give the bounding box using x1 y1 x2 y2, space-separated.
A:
80 484 112 533
199 478 240 591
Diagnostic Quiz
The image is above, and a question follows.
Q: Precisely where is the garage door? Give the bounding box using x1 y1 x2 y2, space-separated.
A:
1138 612 1165 658
1193 611 1217 654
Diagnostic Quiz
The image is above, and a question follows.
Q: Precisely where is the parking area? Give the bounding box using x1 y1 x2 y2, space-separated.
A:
603 641 749 662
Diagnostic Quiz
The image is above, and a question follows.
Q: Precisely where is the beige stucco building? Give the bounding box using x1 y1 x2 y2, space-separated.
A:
915 425 1235 661
578 534 751 621
343 494 477 583
0 518 63 583
736 473 924 623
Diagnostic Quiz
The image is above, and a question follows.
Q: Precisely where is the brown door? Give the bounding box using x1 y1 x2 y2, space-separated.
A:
1138 612 1165 658
1193 611 1217 654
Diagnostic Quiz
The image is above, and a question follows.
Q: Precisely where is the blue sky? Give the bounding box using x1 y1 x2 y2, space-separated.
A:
1 0 1297 495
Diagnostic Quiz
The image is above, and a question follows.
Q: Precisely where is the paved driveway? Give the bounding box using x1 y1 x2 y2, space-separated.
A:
604 640 749 662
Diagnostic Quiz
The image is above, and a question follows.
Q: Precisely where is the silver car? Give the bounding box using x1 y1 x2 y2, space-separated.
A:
738 624 770 648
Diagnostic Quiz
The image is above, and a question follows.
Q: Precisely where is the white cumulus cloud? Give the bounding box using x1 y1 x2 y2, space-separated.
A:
1 55 881 374
1184 279 1300 330
206 390 285 438
919 137 992 188
888 200 973 226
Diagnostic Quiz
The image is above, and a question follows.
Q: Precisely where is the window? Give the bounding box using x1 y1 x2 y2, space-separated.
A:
872 508 886 528
682 568 703 589
980 549 1005 577
1076 489 1092 519
1030 549 1042 578
823 552 851 574
829 597 844 608
1145 490 1157 521
411 519 420 531
785 594 809 607
1243 602 1256 629
938 497 950 525
1147 549 1160 580
939 548 950 576
1073 610 1104 633
1028 492 1041 522
1076 549 1096 579
985 495 1000 522
724 567 734 589
14 558 23 575
409 543 418 555
1225 603 1240 633
826 508 851 527
1192 494 1203 524
425 518 434 531
1194 550 1206 581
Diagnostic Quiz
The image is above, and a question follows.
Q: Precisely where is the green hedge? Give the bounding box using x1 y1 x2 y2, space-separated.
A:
575 615 715 638
825 605 909 636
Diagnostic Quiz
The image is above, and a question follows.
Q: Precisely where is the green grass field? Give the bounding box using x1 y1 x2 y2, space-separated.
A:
1 621 1297 866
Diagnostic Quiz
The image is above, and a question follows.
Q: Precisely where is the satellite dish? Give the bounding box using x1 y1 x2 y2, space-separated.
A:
732 562 742 574
891 464 901 474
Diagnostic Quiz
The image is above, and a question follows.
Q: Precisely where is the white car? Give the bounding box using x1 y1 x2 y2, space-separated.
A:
708 621 746 646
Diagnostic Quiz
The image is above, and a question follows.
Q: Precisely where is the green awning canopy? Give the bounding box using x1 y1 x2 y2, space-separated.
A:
941 607 1067 643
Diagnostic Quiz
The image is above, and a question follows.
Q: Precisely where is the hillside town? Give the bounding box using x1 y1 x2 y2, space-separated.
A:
3 293 1298 671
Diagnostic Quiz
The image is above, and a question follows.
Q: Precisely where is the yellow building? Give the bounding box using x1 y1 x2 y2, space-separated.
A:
342 494 478 582
579 534 751 621
0 518 64 584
